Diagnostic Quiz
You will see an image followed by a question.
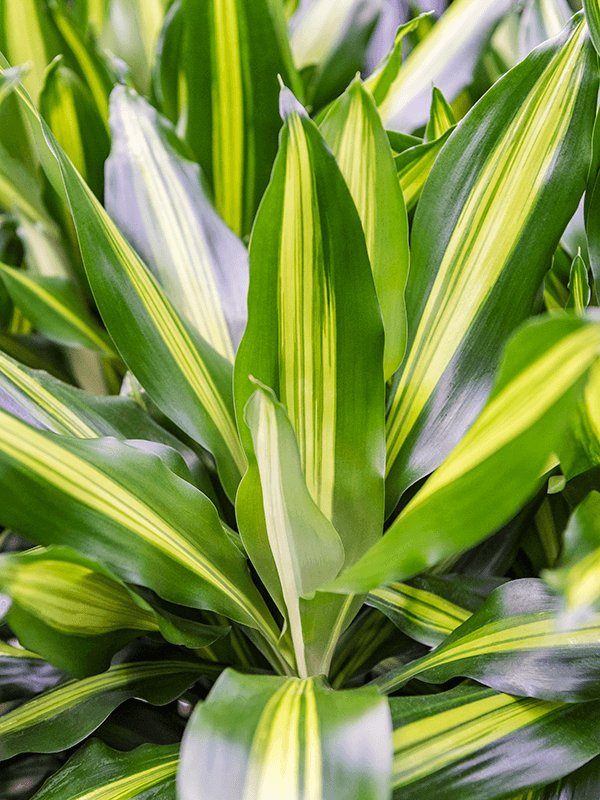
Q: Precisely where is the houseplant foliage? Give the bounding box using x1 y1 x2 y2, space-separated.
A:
0 0 600 797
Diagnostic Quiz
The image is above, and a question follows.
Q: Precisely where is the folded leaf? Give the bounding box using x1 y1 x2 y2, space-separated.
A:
178 669 392 800
0 658 209 761
366 0 513 131
329 316 600 593
0 409 278 642
106 86 248 362
385 17 598 511
390 684 600 799
375 578 600 701
237 384 344 676
181 0 301 236
235 89 385 567
30 740 178 800
320 78 409 379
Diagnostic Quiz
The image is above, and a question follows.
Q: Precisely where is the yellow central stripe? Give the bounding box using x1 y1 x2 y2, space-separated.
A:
370 583 470 634
279 113 336 520
70 759 178 800
386 24 586 473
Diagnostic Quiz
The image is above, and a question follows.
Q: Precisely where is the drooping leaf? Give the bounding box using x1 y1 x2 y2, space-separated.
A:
235 89 385 567
320 77 409 379
178 669 392 800
390 684 600 799
31 740 178 800
105 86 248 362
366 0 514 131
237 383 345 676
180 0 302 236
375 578 600 701
385 16 598 511
0 657 211 761
0 408 278 644
329 316 600 593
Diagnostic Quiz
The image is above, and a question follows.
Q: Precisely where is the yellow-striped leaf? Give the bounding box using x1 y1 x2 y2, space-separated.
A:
366 0 513 131
584 0 600 55
235 88 385 567
178 670 392 800
237 383 345 677
329 316 600 593
424 86 456 141
375 578 600 700
0 658 211 762
321 78 410 379
390 684 600 799
0 408 278 644
30 740 178 800
180 0 302 236
105 86 248 362
567 251 592 313
395 127 454 213
384 16 598 511
0 264 114 355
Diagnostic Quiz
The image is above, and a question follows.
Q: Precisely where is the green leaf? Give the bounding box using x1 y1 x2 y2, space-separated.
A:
235 89 385 567
584 0 600 56
0 546 227 676
237 383 344 676
178 670 392 800
544 491 600 617
394 127 454 213
390 684 600 799
328 316 600 593
180 0 302 236
375 578 600 700
567 251 591 313
7 81 247 497
0 657 209 761
320 78 409 380
106 86 248 363
0 265 114 355
151 0 184 124
424 86 456 141
0 408 278 643
366 0 514 131
31 740 178 800
40 58 109 199
385 16 598 511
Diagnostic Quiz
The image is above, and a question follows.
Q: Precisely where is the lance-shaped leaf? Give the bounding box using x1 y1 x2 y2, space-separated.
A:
178 670 392 800
320 78 409 379
152 0 184 125
394 127 454 213
0 658 212 762
180 0 301 236
0 546 227 677
328 316 600 593
584 0 600 56
9 85 247 497
0 643 63 703
0 408 278 642
424 86 456 142
31 740 178 800
235 90 385 567
290 0 381 110
567 251 591 313
544 491 600 617
237 384 344 677
374 578 600 700
390 684 600 800
40 58 109 199
365 0 514 131
384 18 598 511
105 86 248 362
0 265 114 355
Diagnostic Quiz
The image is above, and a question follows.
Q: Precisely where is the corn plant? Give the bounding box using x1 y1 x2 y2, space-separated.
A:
1 0 600 797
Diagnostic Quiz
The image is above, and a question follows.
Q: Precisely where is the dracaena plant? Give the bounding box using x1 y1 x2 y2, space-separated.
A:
1 0 600 798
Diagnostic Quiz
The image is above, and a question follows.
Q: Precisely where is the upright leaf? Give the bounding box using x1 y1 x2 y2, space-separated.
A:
106 86 248 362
385 16 598 511
178 670 392 800
424 86 456 141
584 0 600 55
181 0 301 236
321 78 409 379
329 316 600 593
235 89 385 566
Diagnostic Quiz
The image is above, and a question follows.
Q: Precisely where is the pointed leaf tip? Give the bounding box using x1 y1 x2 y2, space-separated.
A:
279 85 308 121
